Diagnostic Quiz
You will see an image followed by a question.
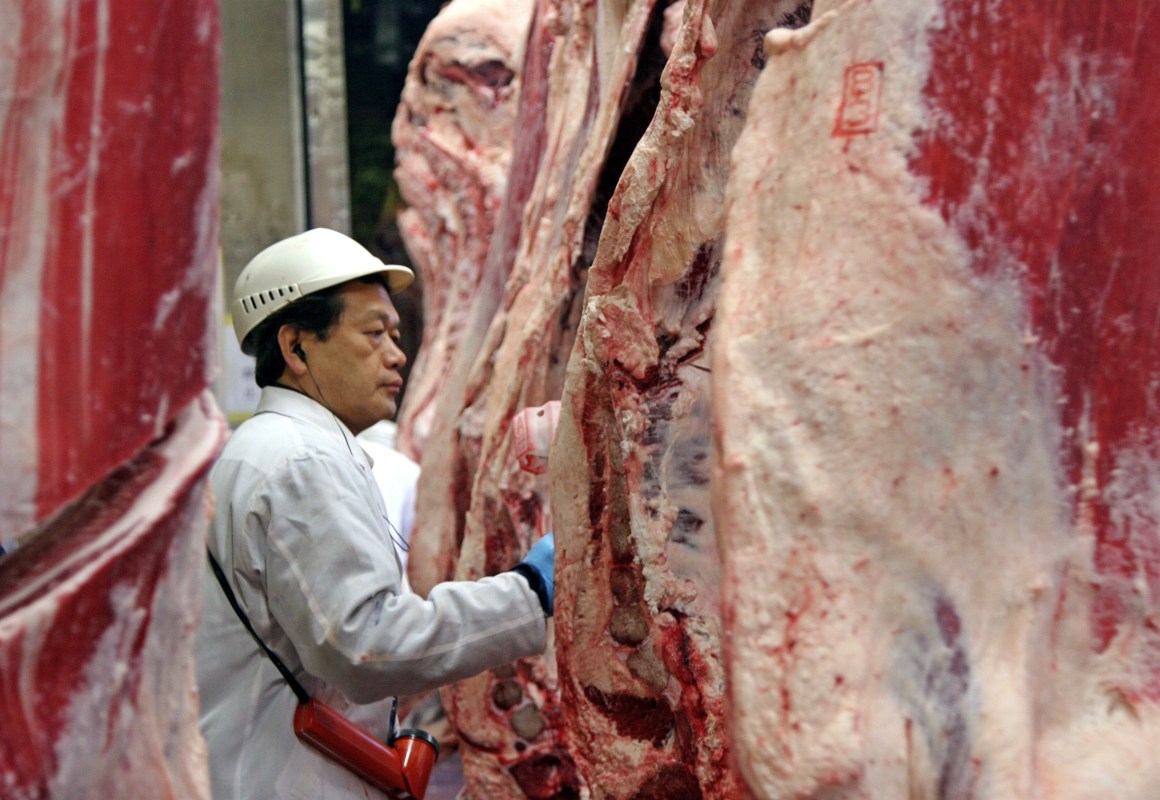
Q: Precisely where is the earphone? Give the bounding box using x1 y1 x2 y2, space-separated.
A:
292 341 346 450
288 339 390 489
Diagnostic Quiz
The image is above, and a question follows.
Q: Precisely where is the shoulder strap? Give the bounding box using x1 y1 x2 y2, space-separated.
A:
207 551 311 705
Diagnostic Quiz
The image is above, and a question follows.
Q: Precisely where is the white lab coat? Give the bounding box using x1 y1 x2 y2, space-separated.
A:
196 386 546 800
356 437 420 584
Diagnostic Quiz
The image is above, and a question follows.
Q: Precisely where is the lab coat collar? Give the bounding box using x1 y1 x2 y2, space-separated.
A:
255 385 373 468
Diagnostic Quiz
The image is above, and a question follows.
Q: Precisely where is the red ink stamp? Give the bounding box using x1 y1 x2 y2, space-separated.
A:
834 62 884 137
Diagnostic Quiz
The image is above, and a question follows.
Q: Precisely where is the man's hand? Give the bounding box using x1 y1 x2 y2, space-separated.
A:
513 531 555 616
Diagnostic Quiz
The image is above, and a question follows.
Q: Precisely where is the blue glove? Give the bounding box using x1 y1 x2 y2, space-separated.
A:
512 531 555 616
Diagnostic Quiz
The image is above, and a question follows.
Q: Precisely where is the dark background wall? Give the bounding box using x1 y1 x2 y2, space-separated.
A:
344 0 444 248
344 0 445 404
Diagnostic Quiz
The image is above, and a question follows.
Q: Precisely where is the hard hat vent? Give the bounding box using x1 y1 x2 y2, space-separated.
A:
240 284 302 314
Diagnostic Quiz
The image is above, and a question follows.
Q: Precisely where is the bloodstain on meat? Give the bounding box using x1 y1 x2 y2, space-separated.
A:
672 242 719 305
437 58 515 90
508 749 583 800
582 685 675 746
630 764 704 800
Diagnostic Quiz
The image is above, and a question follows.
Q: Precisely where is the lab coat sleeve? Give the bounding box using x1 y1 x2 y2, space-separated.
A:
260 448 546 703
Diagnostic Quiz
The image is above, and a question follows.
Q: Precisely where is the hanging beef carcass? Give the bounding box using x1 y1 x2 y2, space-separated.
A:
549 0 811 798
426 0 662 789
393 0 535 598
397 0 818 794
392 0 533 466
0 1 221 796
397 0 694 793
714 0 1160 797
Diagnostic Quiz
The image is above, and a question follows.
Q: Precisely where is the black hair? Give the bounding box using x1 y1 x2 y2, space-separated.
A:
247 274 389 388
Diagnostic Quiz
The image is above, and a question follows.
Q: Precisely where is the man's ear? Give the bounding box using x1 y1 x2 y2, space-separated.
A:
277 325 309 375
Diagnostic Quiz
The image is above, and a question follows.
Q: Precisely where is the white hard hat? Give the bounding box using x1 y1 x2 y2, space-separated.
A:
231 228 415 354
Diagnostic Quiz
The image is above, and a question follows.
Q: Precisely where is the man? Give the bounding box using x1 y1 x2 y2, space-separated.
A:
196 228 554 799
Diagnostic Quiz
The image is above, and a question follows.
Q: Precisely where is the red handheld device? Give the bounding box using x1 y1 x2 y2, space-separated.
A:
293 699 440 800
